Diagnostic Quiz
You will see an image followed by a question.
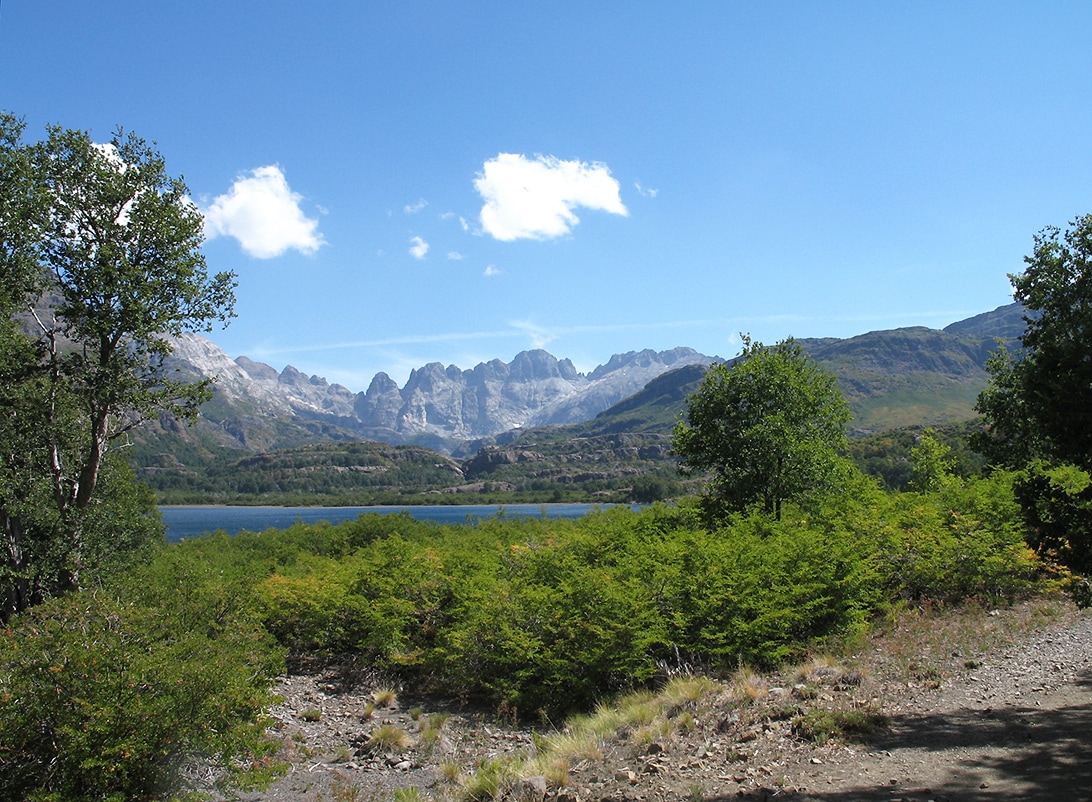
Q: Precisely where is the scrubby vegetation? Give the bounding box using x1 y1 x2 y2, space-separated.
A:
0 455 1050 798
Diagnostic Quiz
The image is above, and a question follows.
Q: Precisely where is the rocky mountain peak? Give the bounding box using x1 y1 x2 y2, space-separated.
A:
160 336 717 453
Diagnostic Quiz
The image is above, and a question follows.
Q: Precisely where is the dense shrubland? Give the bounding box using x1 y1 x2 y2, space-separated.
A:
1 449 1053 799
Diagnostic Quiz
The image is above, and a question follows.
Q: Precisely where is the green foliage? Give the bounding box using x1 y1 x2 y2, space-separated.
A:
1 454 164 622
438 528 664 715
0 115 235 616
792 708 887 745
60 480 1033 730
1012 462 1092 575
976 215 1092 467
845 422 987 490
673 337 852 520
908 429 957 493
152 487 1036 719
974 214 1092 574
0 564 285 801
661 511 881 666
872 471 1037 601
988 215 1092 467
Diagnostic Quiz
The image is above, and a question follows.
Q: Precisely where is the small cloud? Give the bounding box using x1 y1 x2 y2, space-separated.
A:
404 198 428 214
634 180 658 198
448 251 465 260
474 153 628 241
442 211 471 232
409 236 429 259
510 318 555 348
203 165 324 258
483 264 502 277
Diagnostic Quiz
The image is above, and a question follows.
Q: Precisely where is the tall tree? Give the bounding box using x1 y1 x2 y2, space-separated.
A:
673 336 851 520
976 214 1092 469
0 116 235 614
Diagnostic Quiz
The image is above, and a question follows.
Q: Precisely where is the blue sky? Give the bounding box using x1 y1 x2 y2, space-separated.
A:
3 2 1091 390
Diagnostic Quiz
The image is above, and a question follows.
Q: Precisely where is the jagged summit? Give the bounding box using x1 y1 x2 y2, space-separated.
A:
156 303 1022 458
162 338 718 452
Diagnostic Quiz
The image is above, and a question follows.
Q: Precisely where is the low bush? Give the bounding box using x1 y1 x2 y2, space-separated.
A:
0 565 285 801
128 482 1043 722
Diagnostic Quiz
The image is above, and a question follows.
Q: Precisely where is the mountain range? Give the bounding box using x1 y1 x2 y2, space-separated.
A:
158 338 718 455
135 303 1025 477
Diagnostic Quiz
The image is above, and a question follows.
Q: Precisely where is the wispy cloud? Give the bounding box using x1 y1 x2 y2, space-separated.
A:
509 319 556 348
404 198 428 214
203 165 324 258
246 328 520 357
441 211 470 231
409 236 429 259
474 153 628 241
447 251 465 260
483 264 502 276
634 180 658 198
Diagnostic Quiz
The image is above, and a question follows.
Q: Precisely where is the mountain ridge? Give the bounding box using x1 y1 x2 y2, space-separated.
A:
160 339 719 454
145 303 1024 467
133 303 1025 502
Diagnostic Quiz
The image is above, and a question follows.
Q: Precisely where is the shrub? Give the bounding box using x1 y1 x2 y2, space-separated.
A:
436 536 664 717
665 512 881 666
0 577 284 801
877 471 1039 601
1014 461 1092 575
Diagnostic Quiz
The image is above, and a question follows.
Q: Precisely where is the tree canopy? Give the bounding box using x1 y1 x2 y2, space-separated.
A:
672 336 852 520
973 214 1092 577
0 115 236 618
976 214 1092 470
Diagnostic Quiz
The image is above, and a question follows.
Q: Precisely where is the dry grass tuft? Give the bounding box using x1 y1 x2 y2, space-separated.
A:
373 687 399 708
365 723 413 753
733 666 769 701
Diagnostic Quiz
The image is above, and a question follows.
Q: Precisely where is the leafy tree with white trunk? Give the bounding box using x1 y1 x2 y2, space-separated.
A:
0 114 235 617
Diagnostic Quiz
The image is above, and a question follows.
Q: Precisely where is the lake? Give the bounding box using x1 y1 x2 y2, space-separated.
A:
159 503 618 541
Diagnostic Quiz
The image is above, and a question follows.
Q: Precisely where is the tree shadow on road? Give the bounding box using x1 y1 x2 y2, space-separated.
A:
713 671 1092 801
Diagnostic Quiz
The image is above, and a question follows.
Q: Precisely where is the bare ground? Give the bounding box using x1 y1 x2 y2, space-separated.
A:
230 596 1091 802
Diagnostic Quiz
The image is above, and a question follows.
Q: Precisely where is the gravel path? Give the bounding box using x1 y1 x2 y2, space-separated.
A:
236 599 1092 802
783 613 1092 801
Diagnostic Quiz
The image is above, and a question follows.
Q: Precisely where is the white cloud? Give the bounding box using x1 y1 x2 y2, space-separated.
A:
404 198 428 214
203 165 324 258
483 264 502 277
510 319 555 348
409 236 429 259
634 180 659 198
474 153 628 241
447 251 465 260
441 211 471 231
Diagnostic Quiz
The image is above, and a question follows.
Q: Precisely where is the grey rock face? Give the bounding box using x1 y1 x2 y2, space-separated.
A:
164 334 716 451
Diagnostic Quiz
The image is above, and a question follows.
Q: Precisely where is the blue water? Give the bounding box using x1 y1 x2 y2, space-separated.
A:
159 503 613 541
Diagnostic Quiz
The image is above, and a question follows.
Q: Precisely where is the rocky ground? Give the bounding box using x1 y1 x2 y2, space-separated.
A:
226 596 1091 802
